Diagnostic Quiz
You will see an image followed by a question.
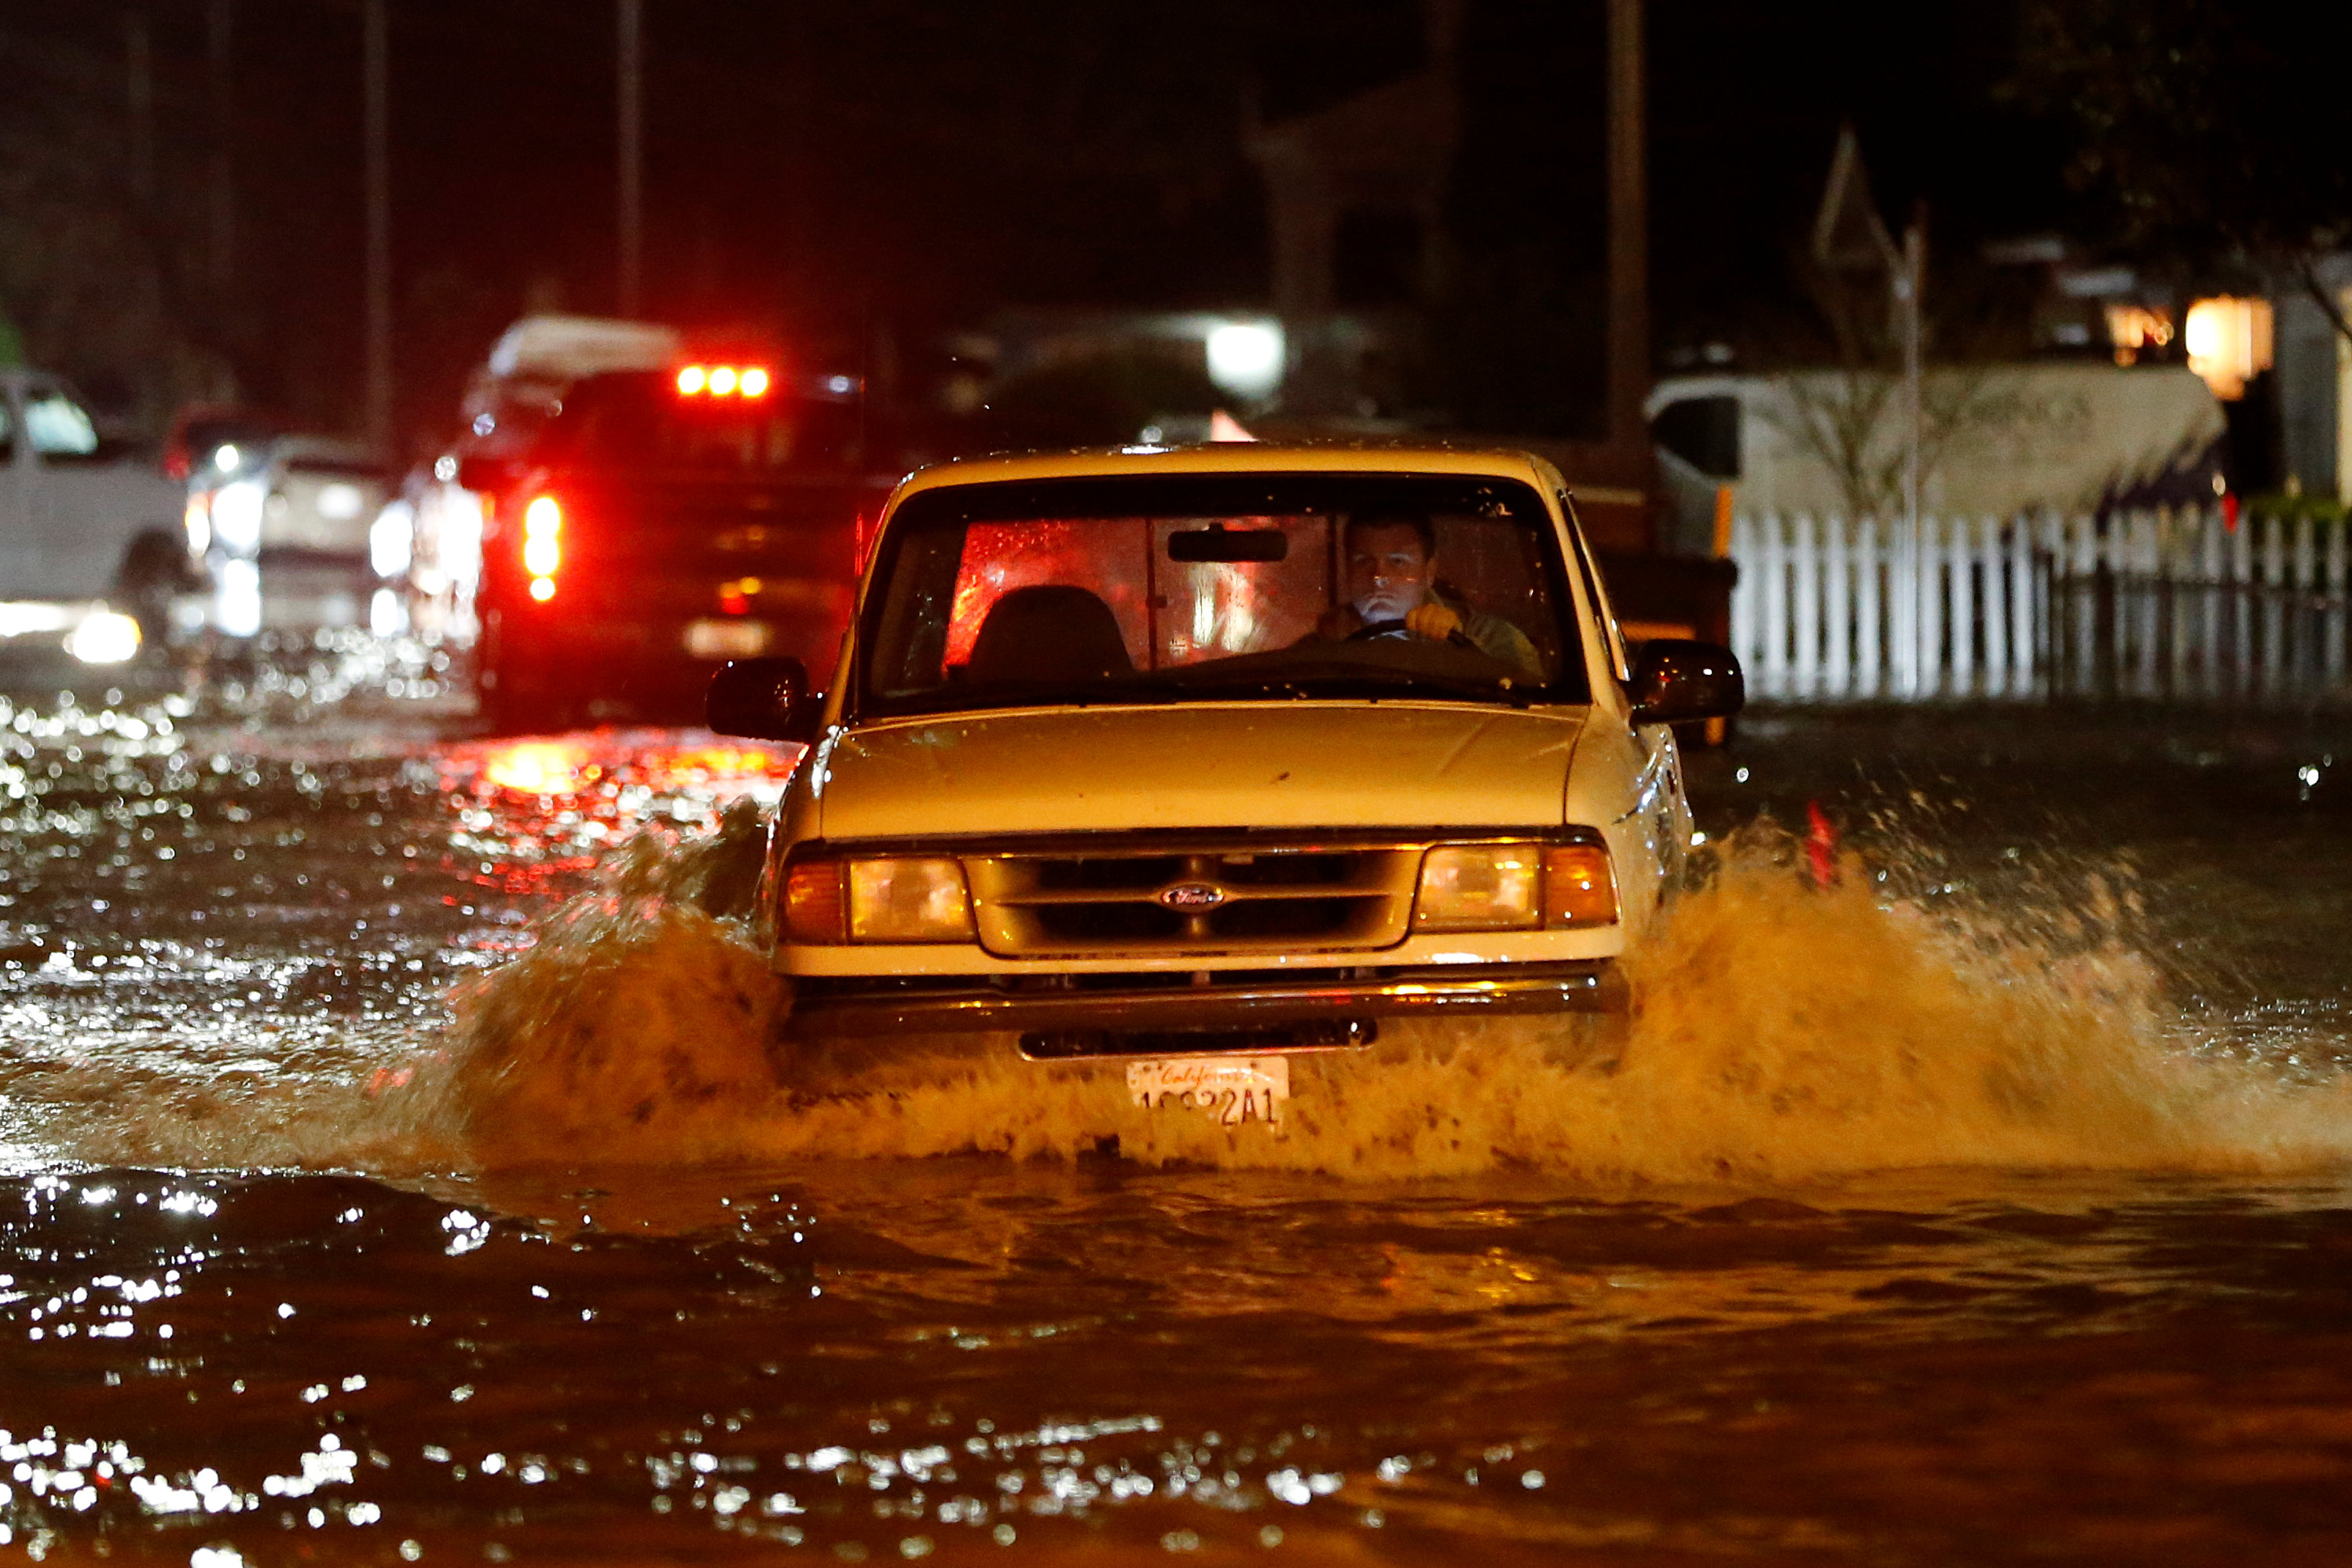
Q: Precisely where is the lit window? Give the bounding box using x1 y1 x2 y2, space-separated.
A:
2183 297 2273 401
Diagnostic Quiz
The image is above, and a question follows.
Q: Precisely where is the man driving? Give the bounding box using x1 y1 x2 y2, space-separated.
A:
1311 513 1544 680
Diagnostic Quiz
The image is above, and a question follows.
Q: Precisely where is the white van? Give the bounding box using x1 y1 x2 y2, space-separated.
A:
1647 365 2229 555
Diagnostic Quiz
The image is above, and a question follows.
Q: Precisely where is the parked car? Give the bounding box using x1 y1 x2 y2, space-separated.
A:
463 356 888 731
159 403 291 484
705 444 1743 1123
194 436 391 637
0 369 187 647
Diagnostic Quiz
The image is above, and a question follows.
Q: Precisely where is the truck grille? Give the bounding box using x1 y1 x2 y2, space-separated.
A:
964 841 1421 958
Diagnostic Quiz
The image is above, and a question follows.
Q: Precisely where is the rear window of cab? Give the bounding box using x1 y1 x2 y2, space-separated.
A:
535 371 866 474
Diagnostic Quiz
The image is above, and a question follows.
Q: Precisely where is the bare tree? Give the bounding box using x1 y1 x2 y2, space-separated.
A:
1761 127 1997 519
1774 365 2000 521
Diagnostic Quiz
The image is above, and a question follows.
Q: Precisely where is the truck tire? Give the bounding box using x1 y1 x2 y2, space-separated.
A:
474 614 577 735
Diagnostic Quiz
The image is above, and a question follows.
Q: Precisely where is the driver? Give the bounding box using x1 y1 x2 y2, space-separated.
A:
1310 514 1543 680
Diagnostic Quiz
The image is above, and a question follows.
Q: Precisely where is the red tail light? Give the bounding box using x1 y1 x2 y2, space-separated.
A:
522 494 562 601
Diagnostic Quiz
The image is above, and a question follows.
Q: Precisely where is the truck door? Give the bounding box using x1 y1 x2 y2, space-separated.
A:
0 383 32 593
23 379 161 600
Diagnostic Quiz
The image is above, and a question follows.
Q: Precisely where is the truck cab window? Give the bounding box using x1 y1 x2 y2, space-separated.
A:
24 392 99 458
1651 396 1740 480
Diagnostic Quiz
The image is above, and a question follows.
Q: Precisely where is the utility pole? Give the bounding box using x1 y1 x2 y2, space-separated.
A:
126 11 154 203
1606 0 1650 483
207 0 233 295
617 0 643 317
1896 214 1924 694
364 0 393 451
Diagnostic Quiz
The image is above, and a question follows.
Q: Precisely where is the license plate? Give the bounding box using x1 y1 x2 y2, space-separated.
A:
1126 1055 1288 1128
685 618 774 659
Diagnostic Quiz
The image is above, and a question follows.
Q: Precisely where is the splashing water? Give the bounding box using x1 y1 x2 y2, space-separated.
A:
428 818 2352 1184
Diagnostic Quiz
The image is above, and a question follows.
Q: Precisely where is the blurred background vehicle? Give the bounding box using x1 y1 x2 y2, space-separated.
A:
190 434 391 639
159 404 292 484
1647 364 2230 557
0 368 184 661
459 346 888 731
379 316 686 647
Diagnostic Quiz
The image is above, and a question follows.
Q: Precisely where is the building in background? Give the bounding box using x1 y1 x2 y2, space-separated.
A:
2273 255 2352 504
1247 2 1461 421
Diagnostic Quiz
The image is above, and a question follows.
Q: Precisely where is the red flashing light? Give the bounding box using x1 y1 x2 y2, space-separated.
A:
675 364 772 399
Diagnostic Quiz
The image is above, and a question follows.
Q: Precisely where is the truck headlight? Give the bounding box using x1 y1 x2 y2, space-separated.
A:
783 855 974 943
1412 841 1618 932
1413 844 1541 930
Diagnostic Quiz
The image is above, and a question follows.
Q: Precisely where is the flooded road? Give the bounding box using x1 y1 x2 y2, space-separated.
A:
3 638 2350 1564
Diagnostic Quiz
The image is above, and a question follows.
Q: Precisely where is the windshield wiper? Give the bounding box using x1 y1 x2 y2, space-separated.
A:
1156 666 1531 705
865 666 1542 718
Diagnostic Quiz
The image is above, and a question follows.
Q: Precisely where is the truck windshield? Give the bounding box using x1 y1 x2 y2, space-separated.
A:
536 370 863 475
859 474 1588 716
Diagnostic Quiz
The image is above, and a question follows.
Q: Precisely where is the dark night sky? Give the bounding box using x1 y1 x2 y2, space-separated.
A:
1 0 2072 445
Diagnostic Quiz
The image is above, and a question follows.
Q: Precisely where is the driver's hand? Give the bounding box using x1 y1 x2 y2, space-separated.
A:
1405 602 1462 642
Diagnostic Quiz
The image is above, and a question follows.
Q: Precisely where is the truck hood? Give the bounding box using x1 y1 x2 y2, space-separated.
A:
811 702 1588 841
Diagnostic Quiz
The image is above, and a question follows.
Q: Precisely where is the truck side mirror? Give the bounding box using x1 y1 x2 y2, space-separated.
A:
1627 639 1744 726
708 657 821 742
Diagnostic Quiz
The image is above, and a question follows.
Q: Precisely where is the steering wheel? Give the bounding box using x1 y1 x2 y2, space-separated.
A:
1347 617 1480 653
1346 618 1416 642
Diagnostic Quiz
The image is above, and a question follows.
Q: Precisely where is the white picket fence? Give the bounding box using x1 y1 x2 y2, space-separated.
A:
1729 507 2352 703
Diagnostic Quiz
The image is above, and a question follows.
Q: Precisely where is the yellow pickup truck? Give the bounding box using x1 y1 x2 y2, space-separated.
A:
707 443 1742 1127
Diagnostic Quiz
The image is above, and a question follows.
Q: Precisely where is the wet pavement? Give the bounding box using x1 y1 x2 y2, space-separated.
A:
2 635 2350 1565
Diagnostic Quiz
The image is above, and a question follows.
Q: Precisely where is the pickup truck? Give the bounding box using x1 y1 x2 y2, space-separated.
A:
0 370 186 647
461 360 886 731
705 443 1744 1131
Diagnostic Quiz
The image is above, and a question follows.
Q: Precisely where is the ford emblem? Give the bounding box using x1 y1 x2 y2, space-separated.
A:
1157 881 1226 910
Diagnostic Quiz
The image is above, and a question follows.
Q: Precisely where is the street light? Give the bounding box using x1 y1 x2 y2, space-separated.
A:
617 0 643 316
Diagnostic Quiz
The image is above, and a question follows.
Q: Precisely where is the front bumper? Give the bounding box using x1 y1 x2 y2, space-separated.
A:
789 960 1624 1039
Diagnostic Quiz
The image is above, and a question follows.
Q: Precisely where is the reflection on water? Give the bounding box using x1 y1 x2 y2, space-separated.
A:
438 731 796 899
0 653 799 1172
2 652 2350 1559
6 1162 2352 1563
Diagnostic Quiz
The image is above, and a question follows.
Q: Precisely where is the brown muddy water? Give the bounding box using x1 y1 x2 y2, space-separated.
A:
2 639 2350 1565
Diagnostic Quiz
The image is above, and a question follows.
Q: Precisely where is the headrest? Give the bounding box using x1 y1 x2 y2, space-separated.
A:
966 584 1135 685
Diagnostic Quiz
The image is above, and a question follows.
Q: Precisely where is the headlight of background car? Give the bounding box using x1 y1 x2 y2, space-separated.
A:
208 477 267 555
783 855 973 943
1411 841 1617 932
